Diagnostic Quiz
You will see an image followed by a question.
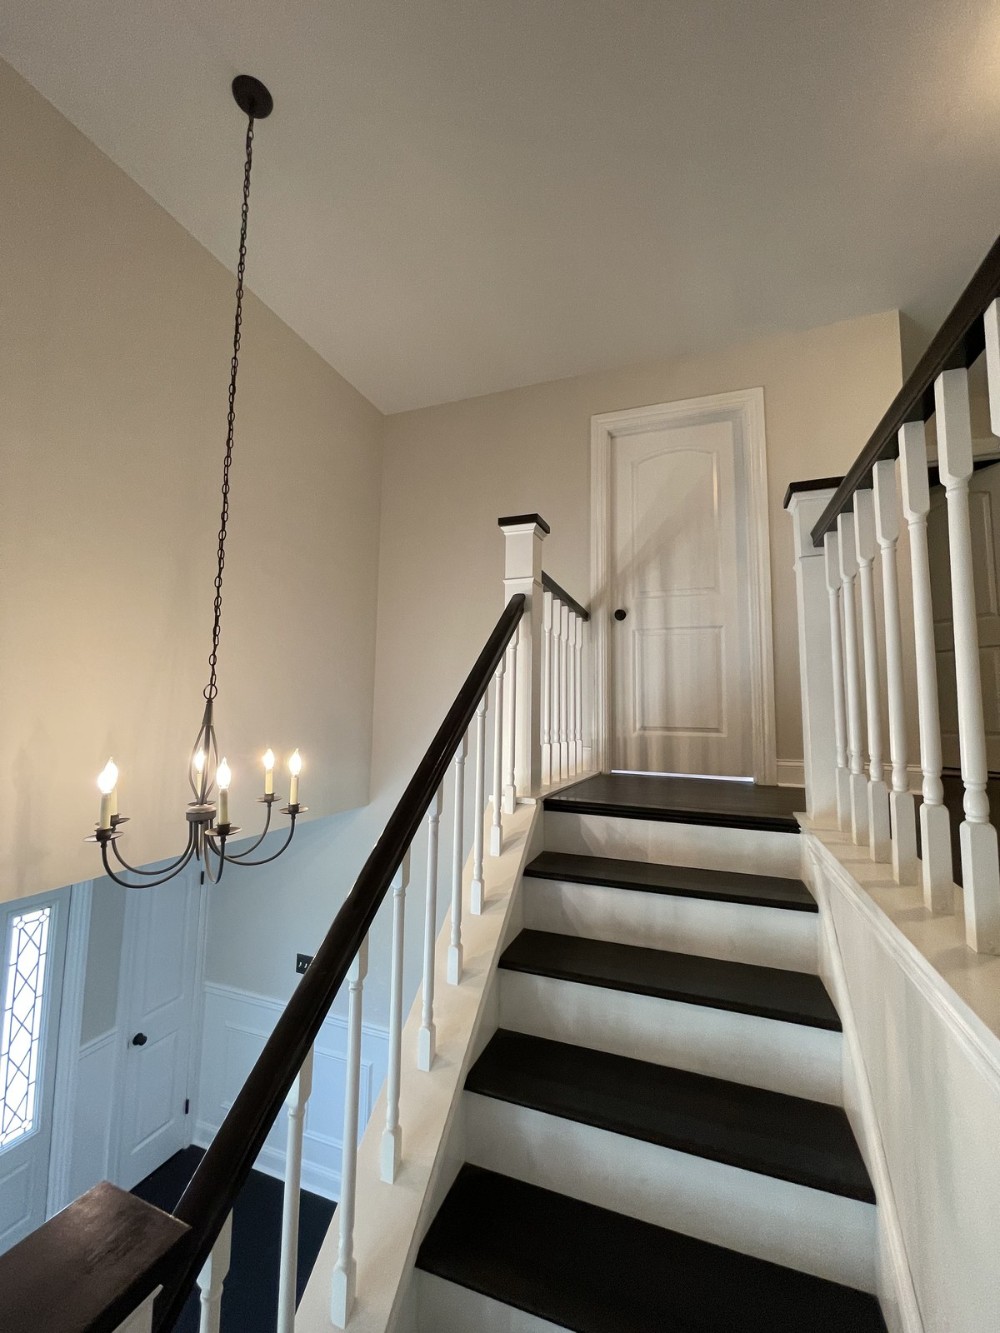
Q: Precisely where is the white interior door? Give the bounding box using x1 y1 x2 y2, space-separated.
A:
115 873 200 1190
610 415 754 776
0 890 67 1254
930 462 1000 772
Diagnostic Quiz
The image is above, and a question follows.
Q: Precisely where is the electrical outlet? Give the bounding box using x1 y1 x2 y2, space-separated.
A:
296 953 314 975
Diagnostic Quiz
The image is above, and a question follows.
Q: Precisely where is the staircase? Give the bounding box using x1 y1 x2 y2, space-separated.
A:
413 774 887 1331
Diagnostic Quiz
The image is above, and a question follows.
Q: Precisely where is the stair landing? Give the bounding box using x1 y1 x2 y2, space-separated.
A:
545 773 804 834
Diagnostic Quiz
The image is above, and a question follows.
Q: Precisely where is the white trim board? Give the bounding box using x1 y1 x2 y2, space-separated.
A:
47 880 93 1217
590 389 777 783
194 981 390 1202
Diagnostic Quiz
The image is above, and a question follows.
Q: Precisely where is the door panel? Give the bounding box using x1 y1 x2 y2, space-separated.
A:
611 418 749 775
116 875 199 1190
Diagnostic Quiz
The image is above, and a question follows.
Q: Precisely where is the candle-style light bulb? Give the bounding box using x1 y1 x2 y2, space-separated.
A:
192 749 206 800
288 749 302 807
97 759 119 831
262 748 275 796
217 757 232 826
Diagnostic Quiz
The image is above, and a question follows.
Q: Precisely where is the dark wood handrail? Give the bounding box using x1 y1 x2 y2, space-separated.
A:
541 571 591 622
153 593 527 1331
810 230 1000 546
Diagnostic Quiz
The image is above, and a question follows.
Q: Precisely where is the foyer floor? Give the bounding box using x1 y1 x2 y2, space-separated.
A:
545 773 805 834
132 1146 334 1332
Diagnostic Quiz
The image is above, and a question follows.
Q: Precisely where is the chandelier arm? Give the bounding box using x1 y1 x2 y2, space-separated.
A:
217 802 275 861
215 814 298 867
111 832 197 876
99 834 197 890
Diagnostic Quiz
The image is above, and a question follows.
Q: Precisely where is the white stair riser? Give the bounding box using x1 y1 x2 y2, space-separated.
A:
523 877 819 974
545 811 801 879
416 1270 564 1333
500 970 843 1105
465 1095 878 1295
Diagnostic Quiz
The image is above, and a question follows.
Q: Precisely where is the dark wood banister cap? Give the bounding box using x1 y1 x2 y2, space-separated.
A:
541 570 591 620
782 477 845 510
498 513 551 534
810 228 1000 547
0 1181 190 1333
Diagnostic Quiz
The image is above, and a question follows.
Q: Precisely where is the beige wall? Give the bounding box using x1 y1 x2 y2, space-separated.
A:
376 311 904 783
0 61 384 900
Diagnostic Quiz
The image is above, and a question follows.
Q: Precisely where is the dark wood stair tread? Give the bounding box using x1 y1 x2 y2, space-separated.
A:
525 850 818 912
418 1166 886 1333
500 930 841 1031
467 1030 872 1201
543 773 802 834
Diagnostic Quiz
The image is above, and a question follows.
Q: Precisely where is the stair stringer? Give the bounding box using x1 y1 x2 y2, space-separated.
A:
294 799 544 1333
804 836 923 1333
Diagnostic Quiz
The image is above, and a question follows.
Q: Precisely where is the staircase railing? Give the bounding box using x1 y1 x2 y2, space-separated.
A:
786 230 1000 954
0 513 594 1333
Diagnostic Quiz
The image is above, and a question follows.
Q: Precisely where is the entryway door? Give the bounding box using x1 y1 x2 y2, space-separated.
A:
114 872 201 1191
0 890 67 1254
592 391 776 781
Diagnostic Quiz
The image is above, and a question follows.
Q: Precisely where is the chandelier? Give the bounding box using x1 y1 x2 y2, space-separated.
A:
88 75 306 888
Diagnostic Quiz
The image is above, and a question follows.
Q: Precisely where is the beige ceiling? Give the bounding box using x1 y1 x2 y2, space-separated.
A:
3 1 1000 412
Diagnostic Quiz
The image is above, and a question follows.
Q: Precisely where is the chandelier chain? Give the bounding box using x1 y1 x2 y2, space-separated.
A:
206 114 255 700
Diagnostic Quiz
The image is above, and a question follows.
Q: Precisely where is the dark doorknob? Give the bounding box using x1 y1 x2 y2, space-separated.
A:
613 608 627 621
132 1032 148 1047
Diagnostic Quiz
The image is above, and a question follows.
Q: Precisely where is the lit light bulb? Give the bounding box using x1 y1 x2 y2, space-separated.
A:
262 748 275 796
97 758 119 830
192 749 206 800
288 749 302 807
217 757 232 826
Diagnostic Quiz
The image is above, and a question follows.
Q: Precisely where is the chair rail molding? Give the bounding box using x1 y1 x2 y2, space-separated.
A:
591 388 776 782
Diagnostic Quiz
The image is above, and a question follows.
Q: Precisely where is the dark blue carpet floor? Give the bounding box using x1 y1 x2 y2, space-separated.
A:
131 1146 336 1332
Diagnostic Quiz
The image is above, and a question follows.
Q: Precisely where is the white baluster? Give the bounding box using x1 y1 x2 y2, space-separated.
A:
575 613 585 772
873 459 919 883
560 601 570 778
570 613 580 773
502 629 518 814
418 785 443 1071
470 694 488 914
854 489 892 861
277 1047 315 1333
541 589 553 785
448 734 467 984
824 533 851 831
489 662 505 857
565 609 575 776
936 368 1000 952
197 1212 232 1333
381 851 410 1182
113 1295 157 1333
986 299 1000 437
550 601 563 782
838 513 869 844
331 938 369 1328
899 423 954 909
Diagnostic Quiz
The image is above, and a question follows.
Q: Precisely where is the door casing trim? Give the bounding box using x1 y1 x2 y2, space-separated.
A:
590 389 777 783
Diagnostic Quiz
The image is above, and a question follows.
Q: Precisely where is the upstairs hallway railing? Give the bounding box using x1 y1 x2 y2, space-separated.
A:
786 230 1000 955
0 513 593 1333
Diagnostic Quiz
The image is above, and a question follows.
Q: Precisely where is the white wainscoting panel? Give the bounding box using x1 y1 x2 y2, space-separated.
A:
195 983 389 1201
65 1029 118 1204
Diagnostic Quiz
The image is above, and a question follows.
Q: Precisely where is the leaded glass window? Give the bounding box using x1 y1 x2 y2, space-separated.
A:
0 907 51 1148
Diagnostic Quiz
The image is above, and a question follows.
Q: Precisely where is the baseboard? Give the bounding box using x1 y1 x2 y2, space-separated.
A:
195 981 389 1205
776 760 805 788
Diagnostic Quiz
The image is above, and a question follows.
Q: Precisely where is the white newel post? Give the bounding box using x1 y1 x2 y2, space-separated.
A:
854 489 892 862
277 1046 315 1333
838 512 870 844
197 1212 232 1333
331 938 369 1328
418 785 443 1070
489 662 505 857
499 515 547 798
470 694 488 914
899 423 953 909
935 369 1000 952
381 850 410 1182
872 460 918 882
786 487 839 825
448 734 467 984
823 533 851 831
